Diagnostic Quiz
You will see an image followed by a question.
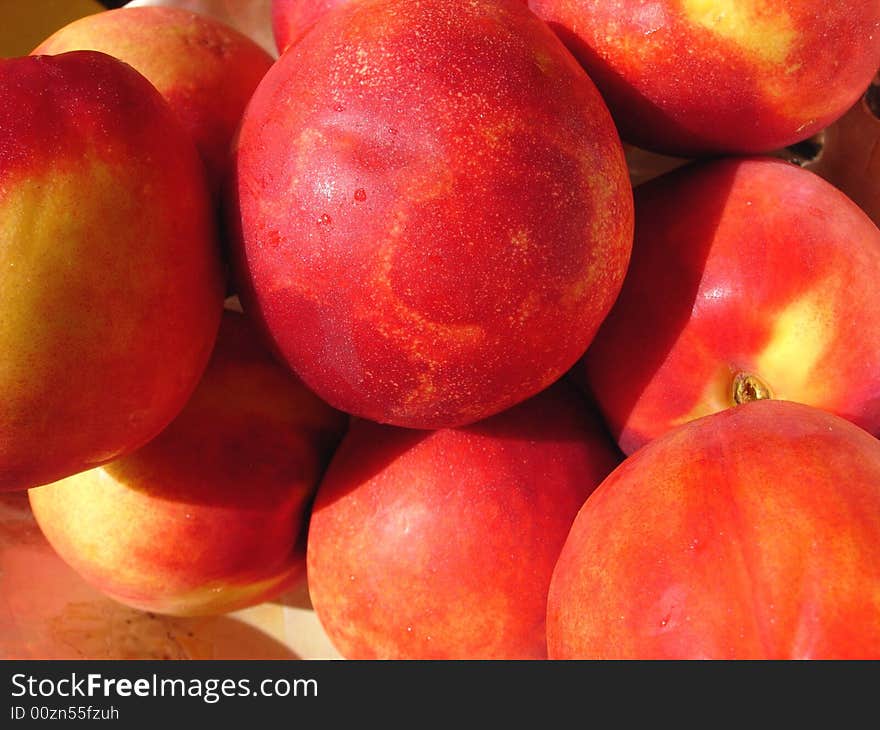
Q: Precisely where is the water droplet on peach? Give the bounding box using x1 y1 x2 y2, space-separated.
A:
354 188 367 202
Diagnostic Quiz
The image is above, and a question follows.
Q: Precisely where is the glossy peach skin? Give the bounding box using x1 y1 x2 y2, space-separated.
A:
528 0 880 156
579 157 880 455
548 400 880 659
28 311 347 617
230 0 633 430
307 382 620 659
0 51 223 492
34 6 274 195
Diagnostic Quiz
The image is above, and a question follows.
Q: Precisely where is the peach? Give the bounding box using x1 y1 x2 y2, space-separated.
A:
528 0 880 156
307 382 621 659
28 310 347 617
579 157 880 454
230 0 633 429
548 400 880 659
0 51 223 492
34 6 274 194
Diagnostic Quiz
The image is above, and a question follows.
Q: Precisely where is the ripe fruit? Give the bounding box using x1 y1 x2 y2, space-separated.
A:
231 0 633 429
34 6 274 194
0 51 223 492
580 157 880 454
547 400 880 659
307 382 620 659
28 310 347 616
528 0 880 156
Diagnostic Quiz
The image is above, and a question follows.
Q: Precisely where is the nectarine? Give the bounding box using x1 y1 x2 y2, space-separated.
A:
529 0 880 156
581 157 880 454
28 311 347 616
230 0 633 429
307 382 620 659
0 51 223 491
548 400 880 659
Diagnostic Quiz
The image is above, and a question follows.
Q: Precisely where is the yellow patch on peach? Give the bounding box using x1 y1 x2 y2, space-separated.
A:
668 285 836 428
28 467 180 592
755 287 833 403
0 156 158 435
681 0 796 66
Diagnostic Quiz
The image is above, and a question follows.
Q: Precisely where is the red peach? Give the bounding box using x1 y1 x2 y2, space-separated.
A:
528 0 880 156
230 0 633 429
34 6 274 194
548 400 880 659
0 51 223 492
28 310 347 616
580 157 880 454
307 382 621 659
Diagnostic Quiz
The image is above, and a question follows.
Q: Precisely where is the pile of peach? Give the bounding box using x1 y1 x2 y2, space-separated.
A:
3 0 880 659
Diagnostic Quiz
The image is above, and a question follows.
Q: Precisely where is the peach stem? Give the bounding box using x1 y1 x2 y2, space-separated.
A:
732 372 773 405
